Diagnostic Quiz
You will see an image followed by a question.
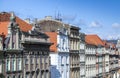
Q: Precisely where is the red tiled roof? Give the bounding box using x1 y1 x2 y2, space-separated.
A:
16 17 32 32
85 34 104 46
45 32 57 52
0 22 9 36
0 12 32 36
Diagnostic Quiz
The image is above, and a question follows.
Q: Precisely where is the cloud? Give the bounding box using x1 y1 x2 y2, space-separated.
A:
112 23 120 28
90 21 102 28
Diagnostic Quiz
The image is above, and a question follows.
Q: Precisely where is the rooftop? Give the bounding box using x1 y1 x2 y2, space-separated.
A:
85 34 104 46
0 12 32 36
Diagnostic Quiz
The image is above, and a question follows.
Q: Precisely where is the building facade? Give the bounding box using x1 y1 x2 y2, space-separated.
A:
0 12 52 78
96 45 104 78
103 41 110 78
109 43 119 78
22 27 52 78
85 44 96 78
69 26 80 78
116 39 120 78
79 33 85 78
0 12 24 78
85 34 105 78
38 17 70 78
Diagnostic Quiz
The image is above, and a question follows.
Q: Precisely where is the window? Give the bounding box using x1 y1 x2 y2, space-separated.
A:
25 58 28 64
12 58 16 71
26 74 29 78
36 57 39 64
31 58 33 64
66 56 69 64
18 58 21 70
6 59 10 71
61 56 64 65
66 64 69 72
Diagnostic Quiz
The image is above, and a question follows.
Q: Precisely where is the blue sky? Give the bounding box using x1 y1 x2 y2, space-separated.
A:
0 0 120 39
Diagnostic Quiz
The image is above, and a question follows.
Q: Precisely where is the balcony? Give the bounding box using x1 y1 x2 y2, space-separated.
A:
85 49 96 55
21 37 50 44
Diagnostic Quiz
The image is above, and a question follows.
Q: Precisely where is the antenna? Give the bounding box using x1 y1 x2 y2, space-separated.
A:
55 10 62 21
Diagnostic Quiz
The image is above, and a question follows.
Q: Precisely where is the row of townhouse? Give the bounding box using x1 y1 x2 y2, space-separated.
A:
30 15 120 78
34 16 120 78
0 12 120 78
85 35 120 78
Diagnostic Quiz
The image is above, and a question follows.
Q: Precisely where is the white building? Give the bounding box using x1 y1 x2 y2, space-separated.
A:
85 34 104 78
102 41 110 77
85 44 96 78
46 28 69 78
80 33 85 78
85 35 97 78
96 45 104 77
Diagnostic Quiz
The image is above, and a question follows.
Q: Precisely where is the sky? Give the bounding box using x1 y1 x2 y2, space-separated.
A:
0 0 120 40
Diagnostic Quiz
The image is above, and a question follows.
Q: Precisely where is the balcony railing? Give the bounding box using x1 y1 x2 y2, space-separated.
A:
85 50 96 54
22 37 49 43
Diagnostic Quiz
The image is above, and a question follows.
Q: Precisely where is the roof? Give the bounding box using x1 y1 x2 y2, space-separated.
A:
45 32 57 52
0 12 32 36
38 18 70 32
0 22 9 37
103 40 116 49
85 34 104 46
16 17 32 32
71 25 81 30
